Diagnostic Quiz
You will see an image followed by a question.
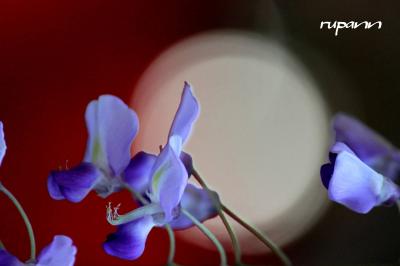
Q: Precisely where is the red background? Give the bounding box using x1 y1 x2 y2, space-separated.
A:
0 1 275 265
1 1 400 265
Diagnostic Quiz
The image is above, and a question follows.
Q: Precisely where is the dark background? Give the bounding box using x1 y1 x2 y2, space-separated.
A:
0 1 399 265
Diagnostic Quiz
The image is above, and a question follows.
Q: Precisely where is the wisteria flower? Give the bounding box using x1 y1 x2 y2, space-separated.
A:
48 95 139 202
333 113 400 180
0 235 76 266
103 82 219 260
0 121 5 169
321 136 400 213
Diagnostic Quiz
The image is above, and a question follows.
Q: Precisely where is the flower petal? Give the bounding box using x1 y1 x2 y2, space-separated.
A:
103 216 154 260
0 250 24 266
330 142 356 156
37 235 77 266
84 95 139 176
150 142 187 222
328 151 400 213
320 163 334 189
170 184 219 230
0 122 6 167
180 151 193 177
168 82 200 146
333 113 400 179
47 163 100 203
123 152 156 194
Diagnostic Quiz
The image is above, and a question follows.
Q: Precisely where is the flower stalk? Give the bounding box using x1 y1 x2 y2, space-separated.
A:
222 204 292 266
0 181 36 261
192 168 242 265
181 208 227 266
165 224 176 265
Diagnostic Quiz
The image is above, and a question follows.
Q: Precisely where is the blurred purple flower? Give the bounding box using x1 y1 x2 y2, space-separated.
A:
0 122 6 167
0 235 77 266
48 95 139 202
321 139 400 214
333 113 400 180
103 83 218 260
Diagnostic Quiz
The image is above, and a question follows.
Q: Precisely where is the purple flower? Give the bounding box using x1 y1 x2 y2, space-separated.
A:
0 122 6 167
321 141 400 214
333 113 400 180
103 82 218 260
0 235 77 266
48 95 139 202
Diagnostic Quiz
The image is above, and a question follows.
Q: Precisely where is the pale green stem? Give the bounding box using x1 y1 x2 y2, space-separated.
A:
181 208 227 266
192 168 242 265
222 204 292 266
165 224 176 265
122 183 148 204
0 182 36 261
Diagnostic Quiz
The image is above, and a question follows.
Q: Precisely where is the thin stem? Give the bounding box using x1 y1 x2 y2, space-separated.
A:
222 204 292 266
122 183 148 205
0 240 4 250
192 169 242 265
0 182 36 260
181 208 227 266
165 224 176 265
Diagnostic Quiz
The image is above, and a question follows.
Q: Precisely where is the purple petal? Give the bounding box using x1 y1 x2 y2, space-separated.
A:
168 82 200 146
150 142 188 222
170 184 218 230
0 250 24 266
320 163 334 189
123 152 156 194
180 151 193 177
47 162 100 203
103 216 154 260
0 122 6 167
333 114 400 179
330 142 356 156
37 235 77 266
84 95 139 176
328 151 400 213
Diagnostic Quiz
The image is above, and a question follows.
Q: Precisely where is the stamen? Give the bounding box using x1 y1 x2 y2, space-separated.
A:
106 202 121 223
106 202 163 226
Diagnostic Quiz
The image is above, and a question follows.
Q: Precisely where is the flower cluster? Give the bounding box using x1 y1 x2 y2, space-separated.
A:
47 82 219 260
321 113 400 213
1 81 292 266
0 122 77 266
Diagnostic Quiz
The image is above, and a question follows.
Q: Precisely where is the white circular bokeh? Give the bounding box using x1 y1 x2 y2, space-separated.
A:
131 31 330 254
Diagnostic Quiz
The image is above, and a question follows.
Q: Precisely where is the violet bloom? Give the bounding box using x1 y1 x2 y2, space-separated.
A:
0 122 5 166
103 83 218 260
321 115 400 213
48 95 139 202
0 235 76 266
333 113 400 179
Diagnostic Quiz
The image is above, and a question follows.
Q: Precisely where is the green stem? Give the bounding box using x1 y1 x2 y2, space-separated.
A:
181 208 227 266
0 240 4 250
0 182 36 261
122 183 148 204
222 204 292 266
192 169 242 265
165 224 176 265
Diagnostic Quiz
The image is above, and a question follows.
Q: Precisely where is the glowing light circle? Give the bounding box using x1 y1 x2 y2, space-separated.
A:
131 31 330 254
